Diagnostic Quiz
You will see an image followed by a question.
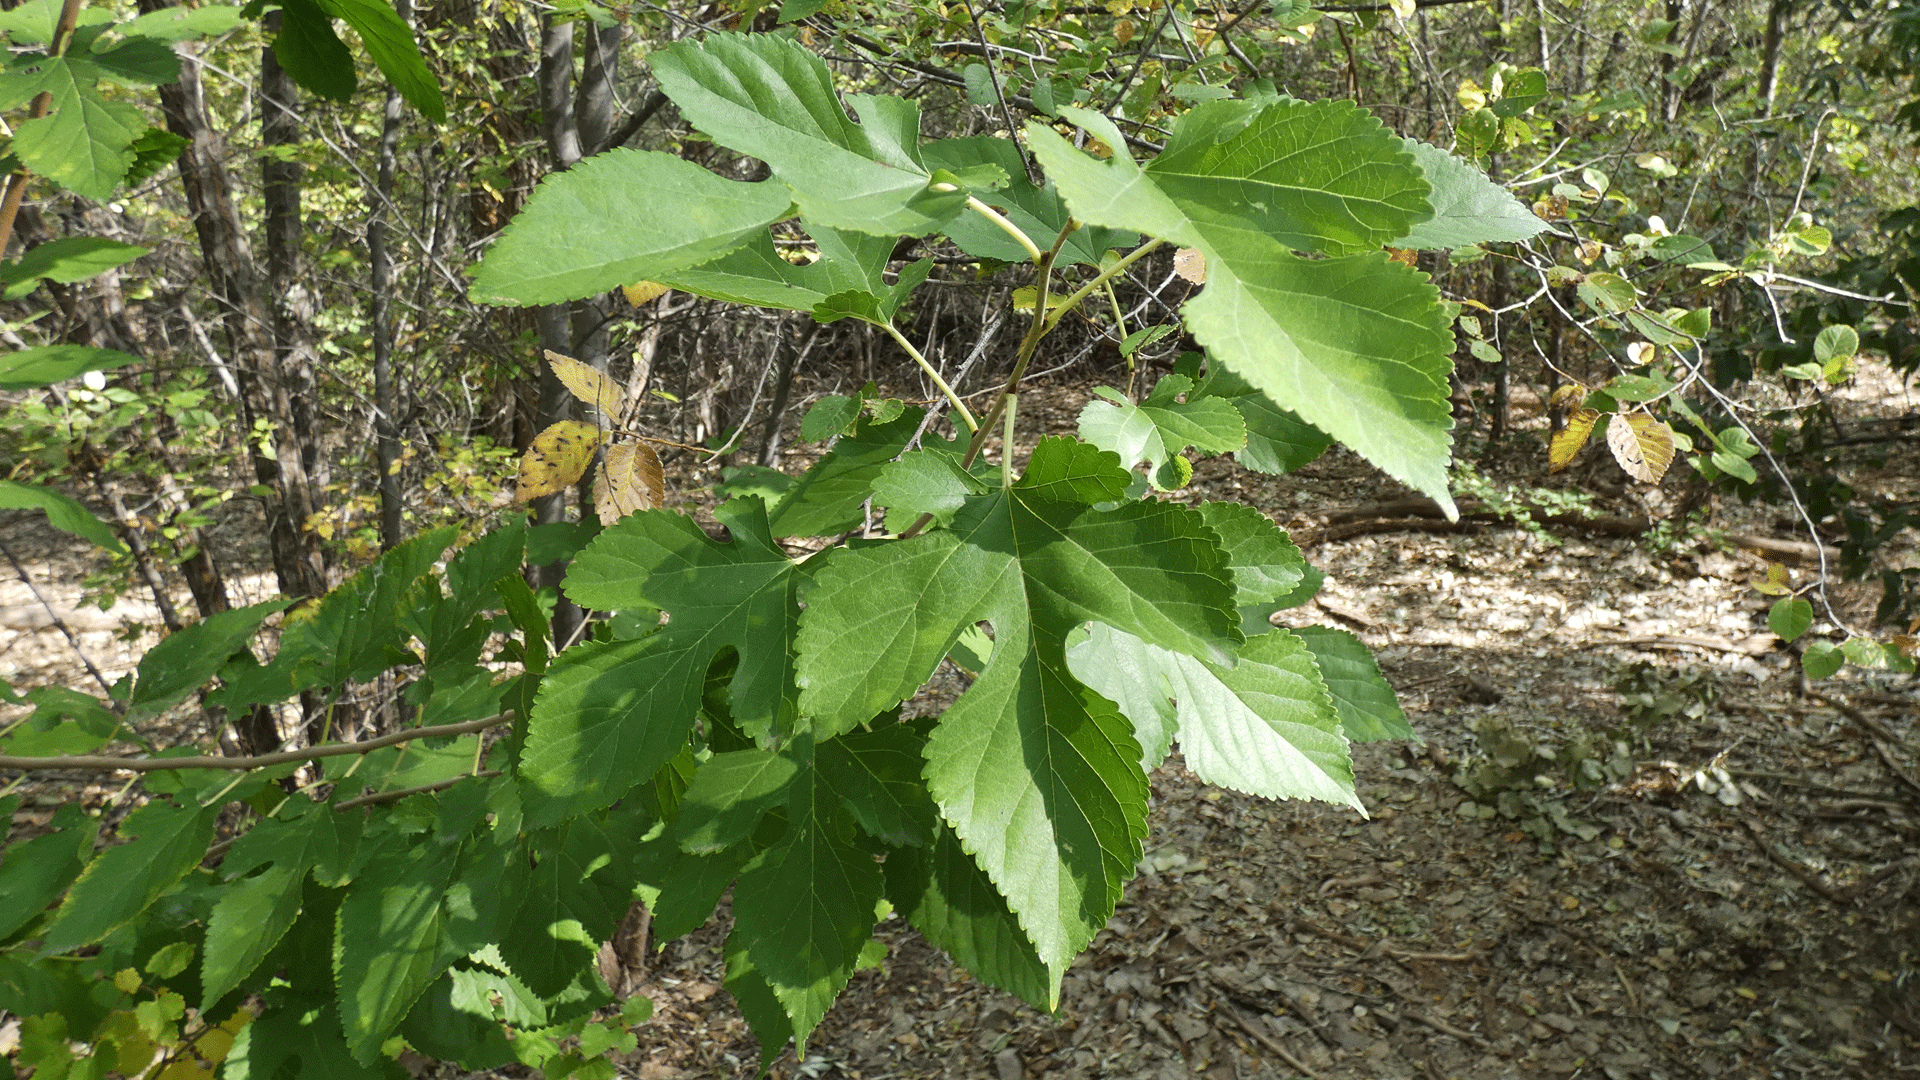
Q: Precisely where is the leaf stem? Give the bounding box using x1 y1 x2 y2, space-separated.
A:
961 220 1076 472
1044 238 1167 335
1001 394 1018 490
881 320 979 433
966 196 1045 263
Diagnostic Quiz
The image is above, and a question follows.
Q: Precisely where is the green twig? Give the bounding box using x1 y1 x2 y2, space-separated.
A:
881 320 979 433
1045 238 1168 335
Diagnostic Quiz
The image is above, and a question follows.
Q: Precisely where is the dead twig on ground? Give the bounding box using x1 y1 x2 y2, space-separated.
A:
1211 996 1324 1080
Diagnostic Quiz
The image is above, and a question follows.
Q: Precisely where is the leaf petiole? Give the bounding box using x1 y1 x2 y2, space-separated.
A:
966 196 1045 264
881 321 979 433
1044 238 1167 334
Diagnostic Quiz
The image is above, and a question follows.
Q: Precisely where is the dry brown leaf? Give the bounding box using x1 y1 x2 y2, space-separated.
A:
1606 412 1676 484
1387 247 1419 267
623 281 670 306
514 420 603 501
547 350 623 418
1173 247 1206 283
1548 407 1599 473
594 441 666 525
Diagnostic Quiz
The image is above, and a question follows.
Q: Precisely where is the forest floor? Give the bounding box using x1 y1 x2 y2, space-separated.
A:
3 371 1918 1080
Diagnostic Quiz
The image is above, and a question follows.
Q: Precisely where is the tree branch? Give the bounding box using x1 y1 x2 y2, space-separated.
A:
0 714 510 773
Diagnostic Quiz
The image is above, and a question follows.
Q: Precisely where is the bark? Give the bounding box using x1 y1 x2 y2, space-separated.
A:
369 0 412 552
259 24 331 599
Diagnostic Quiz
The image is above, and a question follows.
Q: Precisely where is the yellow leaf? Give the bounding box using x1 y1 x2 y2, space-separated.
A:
1113 17 1135 42
1606 412 1676 484
622 281 669 306
114 968 143 994
546 350 623 418
514 421 604 502
594 441 666 525
1386 247 1417 268
1456 78 1487 111
1173 247 1206 283
1547 383 1589 410
1387 0 1414 17
1548 408 1599 473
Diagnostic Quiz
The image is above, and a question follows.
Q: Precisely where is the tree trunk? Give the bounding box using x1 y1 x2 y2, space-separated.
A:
259 24 331 600
369 0 411 552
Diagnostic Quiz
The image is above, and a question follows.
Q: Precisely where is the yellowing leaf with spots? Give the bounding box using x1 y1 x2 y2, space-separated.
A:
515 420 604 501
623 280 670 306
1548 407 1599 473
1606 412 1676 484
546 350 624 418
595 441 667 525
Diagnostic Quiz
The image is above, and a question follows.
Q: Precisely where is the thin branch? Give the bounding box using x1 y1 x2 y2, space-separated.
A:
334 769 502 811
0 714 510 773
0 535 113 696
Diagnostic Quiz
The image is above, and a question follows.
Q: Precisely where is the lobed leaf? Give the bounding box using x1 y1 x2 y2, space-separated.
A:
1068 623 1359 806
1028 107 1457 513
523 500 807 824
652 33 990 237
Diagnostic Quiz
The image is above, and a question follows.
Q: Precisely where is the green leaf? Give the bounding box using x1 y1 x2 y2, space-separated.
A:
658 225 898 313
923 136 1133 266
810 258 932 326
1138 99 1432 255
123 125 188 187
128 600 292 722
1814 325 1859 364
1801 639 1843 680
225 997 398 1080
238 528 454 702
1190 364 1334 473
1076 375 1246 490
796 437 1238 994
202 865 304 1008
1290 625 1415 741
1195 500 1308 618
87 36 180 85
0 344 139 389
721 934 795 1075
1577 272 1636 315
41 798 216 953
768 407 926 537
871 448 988 529
270 0 356 102
1768 597 1814 643
0 480 126 554
0 810 98 941
673 749 801 854
119 4 245 42
4 57 145 200
1029 107 1456 513
816 717 940 847
1391 139 1547 249
1488 66 1548 117
801 394 865 442
0 237 148 300
499 819 628 996
334 841 461 1063
523 500 806 824
471 148 791 307
319 0 446 121
729 755 883 1048
1068 623 1359 807
884 824 1049 1010
651 33 978 237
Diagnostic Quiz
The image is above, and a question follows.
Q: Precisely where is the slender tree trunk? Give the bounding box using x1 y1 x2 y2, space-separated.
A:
369 1 411 552
259 26 331 600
